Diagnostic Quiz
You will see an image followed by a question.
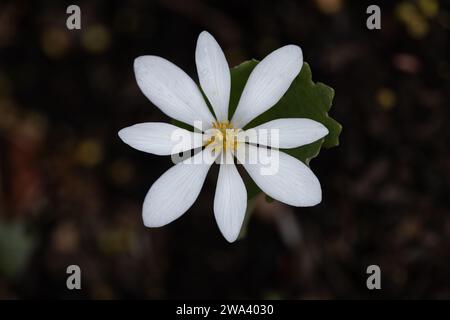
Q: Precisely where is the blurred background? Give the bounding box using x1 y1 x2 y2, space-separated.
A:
0 0 449 299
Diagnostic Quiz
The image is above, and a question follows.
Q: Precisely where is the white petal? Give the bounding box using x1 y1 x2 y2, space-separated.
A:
236 144 321 206
196 31 231 122
214 159 247 242
142 147 218 227
118 122 204 155
134 56 215 130
245 118 328 149
231 45 303 128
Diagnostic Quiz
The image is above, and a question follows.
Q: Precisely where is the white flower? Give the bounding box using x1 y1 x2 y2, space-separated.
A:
118 31 329 242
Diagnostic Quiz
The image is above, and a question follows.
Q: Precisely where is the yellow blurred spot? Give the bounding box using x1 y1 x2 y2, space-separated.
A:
396 1 432 39
409 15 429 38
98 227 135 255
418 0 439 18
75 139 103 167
396 2 418 22
81 24 111 54
376 88 396 110
315 0 343 15
41 27 70 58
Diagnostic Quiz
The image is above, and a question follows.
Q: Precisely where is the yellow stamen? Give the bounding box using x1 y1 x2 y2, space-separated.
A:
206 121 239 152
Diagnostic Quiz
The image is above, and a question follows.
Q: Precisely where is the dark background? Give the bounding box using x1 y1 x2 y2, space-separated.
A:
0 0 449 299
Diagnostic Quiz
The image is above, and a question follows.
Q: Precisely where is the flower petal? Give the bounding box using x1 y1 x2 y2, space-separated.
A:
118 122 204 155
142 147 218 227
214 159 247 242
236 144 321 206
231 45 303 128
196 31 231 122
244 118 329 149
134 56 215 130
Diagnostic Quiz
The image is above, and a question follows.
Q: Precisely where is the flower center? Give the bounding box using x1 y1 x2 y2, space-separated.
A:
206 121 239 152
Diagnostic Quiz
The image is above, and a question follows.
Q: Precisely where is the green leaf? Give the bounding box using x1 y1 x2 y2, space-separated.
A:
229 60 342 200
172 60 341 202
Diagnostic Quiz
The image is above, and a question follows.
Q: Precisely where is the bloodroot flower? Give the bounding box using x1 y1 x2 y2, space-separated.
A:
119 31 328 242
